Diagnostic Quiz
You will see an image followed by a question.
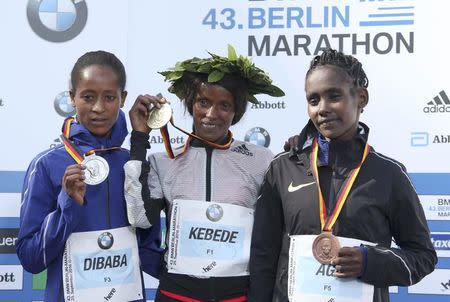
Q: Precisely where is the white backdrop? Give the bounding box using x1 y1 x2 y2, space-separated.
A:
0 1 449 301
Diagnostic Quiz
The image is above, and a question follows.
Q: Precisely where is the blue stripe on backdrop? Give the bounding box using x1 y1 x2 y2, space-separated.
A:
0 171 25 193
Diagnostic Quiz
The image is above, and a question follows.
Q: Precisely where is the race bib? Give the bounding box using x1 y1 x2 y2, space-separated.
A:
62 226 143 301
288 235 374 302
167 199 253 277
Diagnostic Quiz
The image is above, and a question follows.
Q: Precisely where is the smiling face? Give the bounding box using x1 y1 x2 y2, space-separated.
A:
306 65 368 141
70 65 126 137
192 83 235 143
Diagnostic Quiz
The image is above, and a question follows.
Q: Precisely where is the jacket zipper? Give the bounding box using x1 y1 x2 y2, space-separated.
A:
106 177 111 228
205 147 213 201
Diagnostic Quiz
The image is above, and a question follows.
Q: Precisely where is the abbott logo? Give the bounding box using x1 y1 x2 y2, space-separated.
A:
250 100 286 110
410 132 428 147
423 90 450 113
27 0 88 42
0 265 23 290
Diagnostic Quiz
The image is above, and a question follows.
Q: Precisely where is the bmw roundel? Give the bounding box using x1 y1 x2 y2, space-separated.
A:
27 0 88 43
54 91 76 117
206 204 224 222
244 127 271 148
97 232 114 250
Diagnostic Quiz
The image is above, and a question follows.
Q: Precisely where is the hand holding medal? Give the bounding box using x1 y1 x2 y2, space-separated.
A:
147 94 172 129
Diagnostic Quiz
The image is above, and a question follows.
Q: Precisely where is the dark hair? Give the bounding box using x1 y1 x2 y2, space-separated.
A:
70 50 126 92
306 48 369 89
180 72 248 125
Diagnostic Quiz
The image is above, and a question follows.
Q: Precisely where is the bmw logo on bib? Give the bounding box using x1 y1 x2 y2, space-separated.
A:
206 204 224 222
97 232 114 250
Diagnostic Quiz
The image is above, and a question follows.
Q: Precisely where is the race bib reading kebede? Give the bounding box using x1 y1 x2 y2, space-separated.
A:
167 199 254 277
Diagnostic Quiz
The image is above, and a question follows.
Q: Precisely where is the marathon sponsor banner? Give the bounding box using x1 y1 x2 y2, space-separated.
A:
430 232 450 258
288 235 374 302
167 199 253 277
408 269 450 295
62 226 142 302
419 195 450 220
0 228 18 254
0 265 23 290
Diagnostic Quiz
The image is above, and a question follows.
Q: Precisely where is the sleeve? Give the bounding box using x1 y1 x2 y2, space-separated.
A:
136 225 164 279
248 162 284 302
16 158 83 274
360 164 437 287
125 130 165 228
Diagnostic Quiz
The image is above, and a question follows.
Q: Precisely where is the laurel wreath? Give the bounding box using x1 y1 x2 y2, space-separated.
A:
158 45 285 104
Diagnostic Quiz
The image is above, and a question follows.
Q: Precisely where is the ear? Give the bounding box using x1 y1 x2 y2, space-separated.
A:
69 90 76 107
357 87 369 112
120 91 128 108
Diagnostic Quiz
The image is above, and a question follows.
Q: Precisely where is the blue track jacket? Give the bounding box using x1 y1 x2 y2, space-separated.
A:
17 111 162 302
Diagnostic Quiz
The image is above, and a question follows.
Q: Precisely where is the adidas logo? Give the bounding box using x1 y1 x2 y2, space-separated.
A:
423 90 450 113
231 144 254 156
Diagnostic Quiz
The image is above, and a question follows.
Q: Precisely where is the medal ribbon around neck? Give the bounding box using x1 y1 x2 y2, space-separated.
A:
61 117 120 163
310 137 370 231
159 115 233 159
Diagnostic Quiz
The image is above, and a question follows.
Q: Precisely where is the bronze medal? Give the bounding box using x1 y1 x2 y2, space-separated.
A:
312 232 341 265
147 102 172 129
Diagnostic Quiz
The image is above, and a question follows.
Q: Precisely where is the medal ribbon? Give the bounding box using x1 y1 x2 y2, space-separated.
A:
311 137 370 231
159 117 233 159
61 117 120 163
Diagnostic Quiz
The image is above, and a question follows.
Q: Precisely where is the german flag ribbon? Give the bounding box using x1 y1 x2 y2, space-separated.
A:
160 117 232 159
61 117 120 163
310 137 370 231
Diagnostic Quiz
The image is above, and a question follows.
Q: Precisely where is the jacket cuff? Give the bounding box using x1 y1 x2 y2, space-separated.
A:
358 245 368 278
57 190 83 226
130 130 150 161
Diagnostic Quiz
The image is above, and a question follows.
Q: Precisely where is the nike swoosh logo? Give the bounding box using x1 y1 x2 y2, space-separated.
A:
288 181 315 193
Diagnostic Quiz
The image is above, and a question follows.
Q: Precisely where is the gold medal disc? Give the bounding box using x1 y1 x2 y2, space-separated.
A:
147 103 172 129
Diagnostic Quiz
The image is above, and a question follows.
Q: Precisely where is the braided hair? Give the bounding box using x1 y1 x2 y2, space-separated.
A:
306 48 369 89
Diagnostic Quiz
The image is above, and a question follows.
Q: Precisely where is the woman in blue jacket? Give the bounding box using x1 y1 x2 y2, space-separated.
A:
17 50 161 302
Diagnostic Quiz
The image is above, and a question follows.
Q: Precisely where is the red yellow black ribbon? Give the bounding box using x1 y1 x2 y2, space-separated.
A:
160 117 233 159
61 117 120 163
310 137 370 231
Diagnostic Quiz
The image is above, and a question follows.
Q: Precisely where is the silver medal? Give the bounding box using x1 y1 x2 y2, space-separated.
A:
147 102 172 129
82 154 109 185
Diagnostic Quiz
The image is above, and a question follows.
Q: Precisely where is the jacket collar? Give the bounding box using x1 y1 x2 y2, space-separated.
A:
290 120 370 169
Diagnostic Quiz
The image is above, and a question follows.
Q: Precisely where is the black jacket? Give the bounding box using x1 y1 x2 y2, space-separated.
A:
248 121 437 302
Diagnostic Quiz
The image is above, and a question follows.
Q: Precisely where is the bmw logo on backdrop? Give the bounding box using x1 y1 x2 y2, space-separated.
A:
27 0 88 42
245 127 271 148
54 91 76 117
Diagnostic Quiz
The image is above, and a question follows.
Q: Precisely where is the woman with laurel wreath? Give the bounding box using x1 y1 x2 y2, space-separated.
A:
124 45 284 301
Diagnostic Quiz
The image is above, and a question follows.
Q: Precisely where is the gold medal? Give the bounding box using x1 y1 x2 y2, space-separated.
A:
312 232 341 265
147 102 172 129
